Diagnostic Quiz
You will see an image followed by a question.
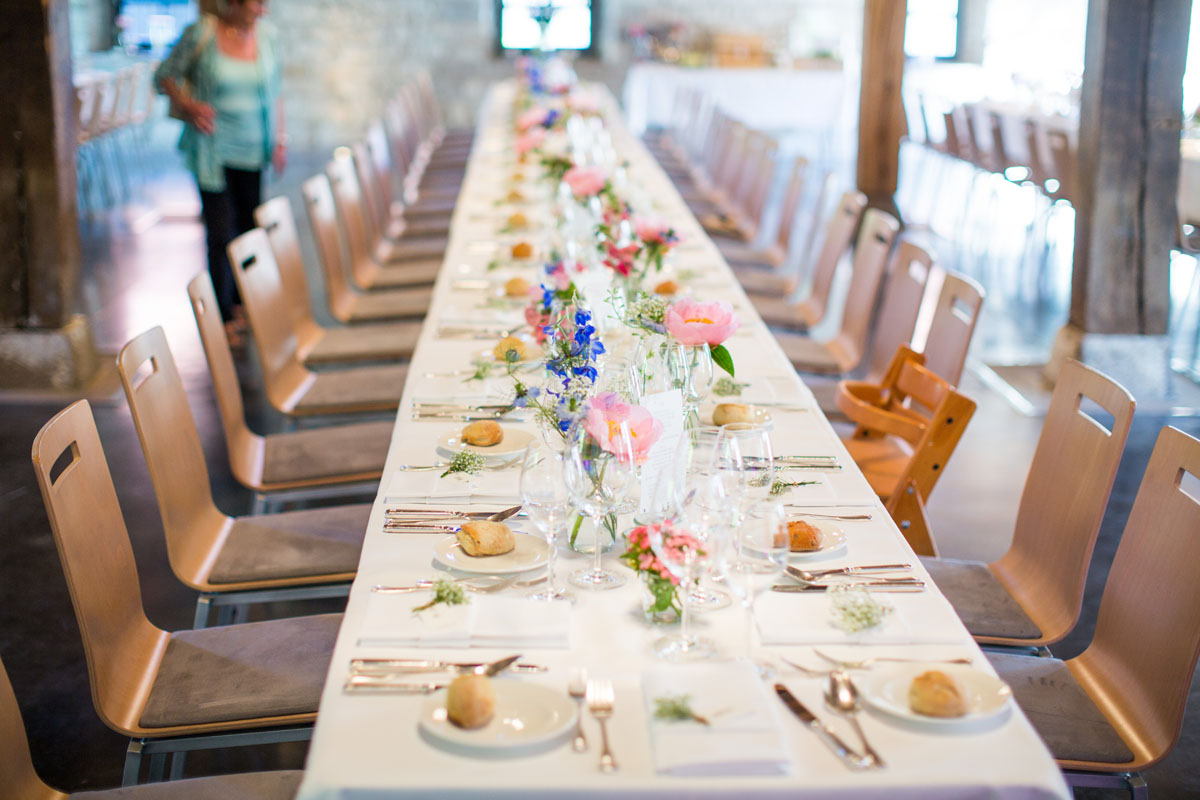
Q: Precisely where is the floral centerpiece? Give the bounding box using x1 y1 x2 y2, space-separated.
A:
509 307 605 441
516 105 560 134
621 520 703 623
632 218 680 275
665 298 741 377
515 127 546 159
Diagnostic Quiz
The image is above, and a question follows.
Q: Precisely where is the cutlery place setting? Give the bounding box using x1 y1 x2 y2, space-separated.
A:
411 401 526 422
383 504 523 534
344 654 535 693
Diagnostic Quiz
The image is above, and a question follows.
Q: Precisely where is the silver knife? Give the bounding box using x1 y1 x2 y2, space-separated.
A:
774 684 872 770
772 580 926 593
350 658 546 675
343 677 448 694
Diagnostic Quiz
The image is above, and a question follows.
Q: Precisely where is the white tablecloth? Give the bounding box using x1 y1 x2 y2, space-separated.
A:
621 63 849 135
296 81 1068 800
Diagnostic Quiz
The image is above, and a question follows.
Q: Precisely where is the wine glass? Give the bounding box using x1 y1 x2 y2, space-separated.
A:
519 442 573 602
647 517 717 661
713 422 775 520
714 499 788 670
564 420 635 590
681 468 734 612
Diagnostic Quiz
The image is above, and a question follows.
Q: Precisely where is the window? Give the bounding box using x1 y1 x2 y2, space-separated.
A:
905 0 959 60
496 1 599 56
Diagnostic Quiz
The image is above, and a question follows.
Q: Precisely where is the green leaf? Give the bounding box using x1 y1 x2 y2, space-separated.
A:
710 344 735 377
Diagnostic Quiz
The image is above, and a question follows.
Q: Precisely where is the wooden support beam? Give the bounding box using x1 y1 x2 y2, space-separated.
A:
857 0 908 213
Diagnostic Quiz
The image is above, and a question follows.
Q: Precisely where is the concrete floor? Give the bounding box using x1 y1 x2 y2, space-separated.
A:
2 130 1199 796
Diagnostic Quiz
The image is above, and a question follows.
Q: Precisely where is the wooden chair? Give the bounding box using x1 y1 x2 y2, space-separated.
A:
353 137 450 245
325 153 447 267
300 174 434 321
836 346 977 556
363 120 453 237
254 195 424 365
31 401 338 785
701 130 777 243
751 190 867 330
227 231 409 417
118 327 369 627
987 426 1200 798
724 156 808 274
187 272 390 511
773 208 900 373
921 360 1135 647
383 99 460 214
922 270 985 385
1 653 304 798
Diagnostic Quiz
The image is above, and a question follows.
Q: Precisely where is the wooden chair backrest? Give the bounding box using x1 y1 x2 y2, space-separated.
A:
736 132 777 232
922 270 984 385
837 346 976 555
776 156 808 252
228 228 314 412
365 120 398 214
1077 426 1200 767
824 208 899 372
0 655 59 800
117 328 226 585
254 195 320 342
301 173 357 319
866 240 934 381
326 154 378 289
187 271 266 488
384 97 416 185
699 107 729 179
943 106 971 160
711 120 747 197
1046 128 1076 204
30 401 166 735
1024 118 1051 188
802 190 868 326
993 360 1135 645
351 140 385 245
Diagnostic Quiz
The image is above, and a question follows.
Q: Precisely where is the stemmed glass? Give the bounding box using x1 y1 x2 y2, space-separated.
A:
713 423 775 520
668 342 714 429
647 514 717 661
564 421 635 590
519 442 573 602
714 498 789 670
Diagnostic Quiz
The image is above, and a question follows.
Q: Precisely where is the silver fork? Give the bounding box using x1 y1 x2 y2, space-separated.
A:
787 563 912 582
567 667 588 752
587 680 618 773
813 649 974 670
371 576 519 595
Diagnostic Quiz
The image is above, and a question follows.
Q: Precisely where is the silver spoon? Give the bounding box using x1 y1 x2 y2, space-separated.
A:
826 671 884 768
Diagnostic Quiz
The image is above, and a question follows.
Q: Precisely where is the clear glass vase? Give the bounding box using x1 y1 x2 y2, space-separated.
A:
640 573 681 625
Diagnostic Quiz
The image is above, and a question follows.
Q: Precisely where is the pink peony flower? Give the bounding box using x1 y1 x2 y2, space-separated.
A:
665 298 741 347
563 165 608 199
633 218 677 246
516 107 550 132
583 391 662 463
567 90 600 115
515 128 546 155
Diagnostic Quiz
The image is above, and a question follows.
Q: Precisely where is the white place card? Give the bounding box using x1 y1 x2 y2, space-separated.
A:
637 389 685 516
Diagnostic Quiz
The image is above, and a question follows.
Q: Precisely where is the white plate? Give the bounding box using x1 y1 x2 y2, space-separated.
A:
786 520 847 561
701 405 775 430
434 531 549 575
859 663 1013 728
418 681 577 758
438 429 534 461
475 347 542 365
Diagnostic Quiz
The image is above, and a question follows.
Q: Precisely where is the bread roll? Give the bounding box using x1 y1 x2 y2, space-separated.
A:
493 336 530 362
504 276 531 297
787 519 822 552
653 279 680 295
462 420 503 447
507 212 529 229
511 241 534 259
713 403 756 426
505 189 525 203
909 670 969 718
446 674 495 729
456 521 515 556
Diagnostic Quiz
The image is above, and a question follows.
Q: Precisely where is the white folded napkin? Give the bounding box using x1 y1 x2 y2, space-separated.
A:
755 590 965 646
642 662 791 777
358 594 571 648
386 468 519 504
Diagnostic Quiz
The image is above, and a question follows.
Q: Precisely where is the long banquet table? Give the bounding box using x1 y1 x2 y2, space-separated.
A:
296 81 1069 799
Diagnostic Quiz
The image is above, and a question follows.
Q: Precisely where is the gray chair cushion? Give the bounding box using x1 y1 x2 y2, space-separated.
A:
262 420 392 484
74 769 303 799
140 614 341 727
371 260 441 289
348 289 431 322
295 364 408 413
751 294 808 331
775 333 841 374
733 267 789 297
304 322 419 365
378 236 447 264
920 557 1043 639
986 652 1135 764
209 503 370 584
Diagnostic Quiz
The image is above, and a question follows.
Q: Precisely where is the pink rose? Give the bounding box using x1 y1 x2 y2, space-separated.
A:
583 391 662 463
515 128 546 155
516 107 549 132
634 218 676 246
563 165 608 199
665 298 741 347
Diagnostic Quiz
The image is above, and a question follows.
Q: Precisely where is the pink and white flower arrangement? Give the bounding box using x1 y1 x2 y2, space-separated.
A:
566 90 601 116
515 127 546 156
632 217 680 273
665 298 742 377
620 521 705 617
516 106 550 133
562 165 608 199
583 391 663 463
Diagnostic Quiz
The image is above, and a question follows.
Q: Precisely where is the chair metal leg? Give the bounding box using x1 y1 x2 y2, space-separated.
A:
147 752 167 782
252 493 269 515
216 604 235 626
1063 768 1147 798
169 751 187 781
197 583 351 628
193 595 213 629
123 739 144 786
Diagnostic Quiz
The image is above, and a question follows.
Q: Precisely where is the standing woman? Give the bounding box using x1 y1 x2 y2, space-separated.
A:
155 0 285 344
